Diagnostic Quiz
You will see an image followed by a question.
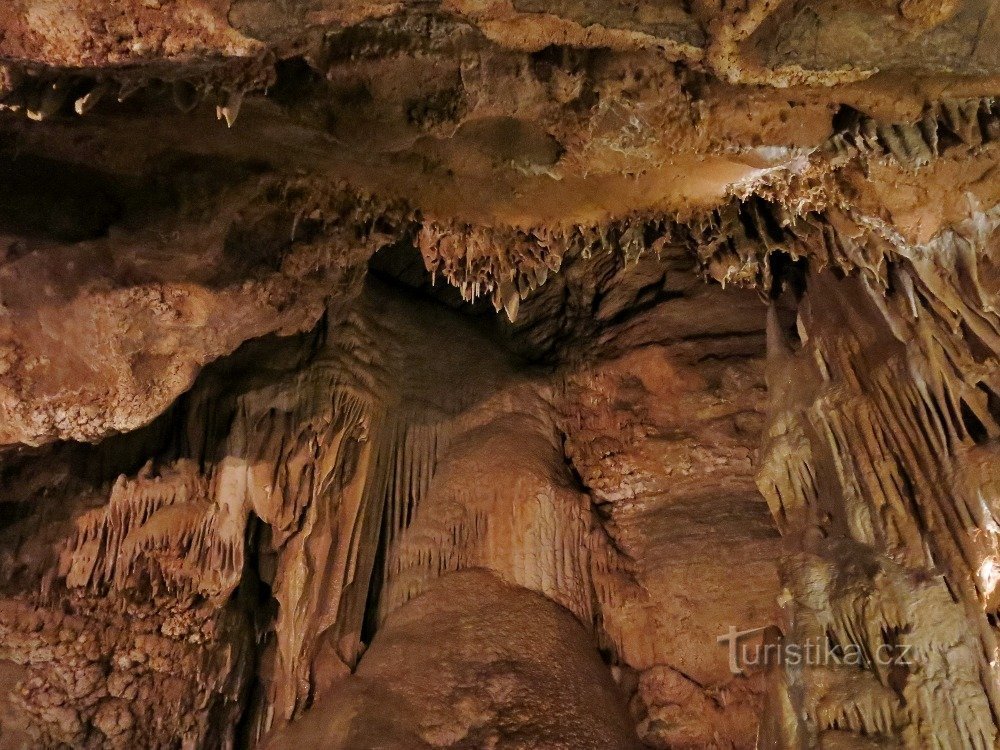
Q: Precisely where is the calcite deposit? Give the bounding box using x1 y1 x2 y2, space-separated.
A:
0 1 998 748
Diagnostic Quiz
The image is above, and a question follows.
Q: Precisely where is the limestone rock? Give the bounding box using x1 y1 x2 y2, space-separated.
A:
0 3 998 749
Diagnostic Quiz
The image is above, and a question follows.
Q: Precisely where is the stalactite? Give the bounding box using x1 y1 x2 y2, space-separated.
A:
756 203 1000 746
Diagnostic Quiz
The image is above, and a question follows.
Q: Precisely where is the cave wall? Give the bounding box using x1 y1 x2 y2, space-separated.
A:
0 2 998 749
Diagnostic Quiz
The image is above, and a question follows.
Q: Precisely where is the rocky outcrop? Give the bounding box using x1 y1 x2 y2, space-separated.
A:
264 569 639 750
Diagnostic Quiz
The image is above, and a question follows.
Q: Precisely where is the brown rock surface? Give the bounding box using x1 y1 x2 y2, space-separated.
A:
263 569 639 750
0 2 997 749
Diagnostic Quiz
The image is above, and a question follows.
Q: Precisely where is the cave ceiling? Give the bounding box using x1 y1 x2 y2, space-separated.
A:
0 2 998 749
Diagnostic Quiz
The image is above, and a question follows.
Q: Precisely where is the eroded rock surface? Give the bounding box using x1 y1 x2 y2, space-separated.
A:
0 2 998 749
264 569 639 750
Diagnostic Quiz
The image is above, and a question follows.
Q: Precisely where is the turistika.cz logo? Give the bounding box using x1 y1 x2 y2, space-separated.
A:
717 625 913 675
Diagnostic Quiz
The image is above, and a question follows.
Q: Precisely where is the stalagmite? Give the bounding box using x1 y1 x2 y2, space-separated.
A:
0 2 997 749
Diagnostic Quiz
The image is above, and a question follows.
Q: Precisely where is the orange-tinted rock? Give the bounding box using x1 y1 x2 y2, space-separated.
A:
0 4 998 749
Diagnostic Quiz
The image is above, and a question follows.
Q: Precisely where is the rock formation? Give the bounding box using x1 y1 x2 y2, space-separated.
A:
0 1 998 748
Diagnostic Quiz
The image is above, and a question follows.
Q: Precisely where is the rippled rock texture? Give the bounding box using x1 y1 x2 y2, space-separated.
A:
0 2 998 748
